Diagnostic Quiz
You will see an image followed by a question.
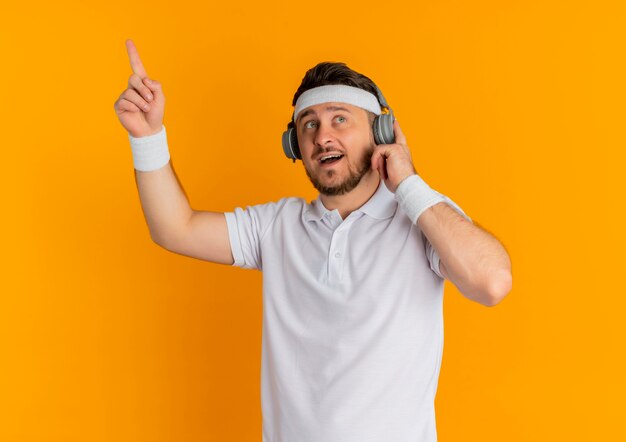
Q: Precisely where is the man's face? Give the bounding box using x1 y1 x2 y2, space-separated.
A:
296 102 376 196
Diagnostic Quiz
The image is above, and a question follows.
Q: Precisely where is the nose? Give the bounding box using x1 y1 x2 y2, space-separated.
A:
313 121 336 147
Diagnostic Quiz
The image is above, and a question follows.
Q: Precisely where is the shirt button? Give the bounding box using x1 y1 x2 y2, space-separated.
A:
334 252 341 258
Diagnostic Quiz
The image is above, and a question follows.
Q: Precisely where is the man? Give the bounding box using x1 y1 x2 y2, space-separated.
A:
115 39 512 442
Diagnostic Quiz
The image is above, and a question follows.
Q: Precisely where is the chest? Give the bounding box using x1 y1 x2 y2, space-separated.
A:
262 213 431 290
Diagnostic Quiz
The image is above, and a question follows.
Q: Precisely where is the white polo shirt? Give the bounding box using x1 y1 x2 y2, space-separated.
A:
224 178 471 442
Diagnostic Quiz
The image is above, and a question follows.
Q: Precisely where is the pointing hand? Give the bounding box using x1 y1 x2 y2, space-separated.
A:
113 39 166 137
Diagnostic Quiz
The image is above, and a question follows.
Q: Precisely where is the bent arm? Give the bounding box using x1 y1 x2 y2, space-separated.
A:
418 202 512 306
134 161 234 265
134 160 193 246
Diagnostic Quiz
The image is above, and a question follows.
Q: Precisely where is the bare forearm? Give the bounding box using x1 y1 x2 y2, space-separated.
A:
417 201 512 306
134 160 193 247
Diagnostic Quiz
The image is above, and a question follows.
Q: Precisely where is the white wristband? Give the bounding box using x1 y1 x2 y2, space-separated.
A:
394 174 446 225
128 125 170 172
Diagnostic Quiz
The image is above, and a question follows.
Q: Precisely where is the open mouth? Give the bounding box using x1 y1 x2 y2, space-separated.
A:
319 154 344 166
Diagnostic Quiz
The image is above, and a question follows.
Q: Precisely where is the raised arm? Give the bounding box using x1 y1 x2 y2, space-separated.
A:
134 164 233 265
114 39 234 265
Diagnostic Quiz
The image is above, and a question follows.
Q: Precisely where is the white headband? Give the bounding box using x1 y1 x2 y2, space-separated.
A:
293 85 382 123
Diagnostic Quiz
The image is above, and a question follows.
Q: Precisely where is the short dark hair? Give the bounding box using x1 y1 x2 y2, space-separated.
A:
288 62 381 130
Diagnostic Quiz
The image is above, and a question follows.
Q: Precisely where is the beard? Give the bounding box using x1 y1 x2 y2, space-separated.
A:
303 140 376 196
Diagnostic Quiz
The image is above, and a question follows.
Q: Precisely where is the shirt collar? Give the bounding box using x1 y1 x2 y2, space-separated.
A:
304 178 397 222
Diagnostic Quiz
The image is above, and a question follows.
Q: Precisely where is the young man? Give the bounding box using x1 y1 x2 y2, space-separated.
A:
115 39 512 442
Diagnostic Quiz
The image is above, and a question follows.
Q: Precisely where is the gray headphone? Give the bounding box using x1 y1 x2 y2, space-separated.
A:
281 83 396 163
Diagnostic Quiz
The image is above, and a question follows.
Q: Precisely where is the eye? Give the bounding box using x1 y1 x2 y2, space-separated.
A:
303 115 346 129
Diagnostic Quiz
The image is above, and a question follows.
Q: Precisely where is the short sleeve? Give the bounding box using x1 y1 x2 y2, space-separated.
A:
224 201 280 271
422 192 472 279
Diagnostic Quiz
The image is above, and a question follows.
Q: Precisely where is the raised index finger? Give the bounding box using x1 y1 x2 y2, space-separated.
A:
125 39 148 78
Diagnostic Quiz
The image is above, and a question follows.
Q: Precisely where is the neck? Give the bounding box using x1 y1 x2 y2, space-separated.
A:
320 169 381 220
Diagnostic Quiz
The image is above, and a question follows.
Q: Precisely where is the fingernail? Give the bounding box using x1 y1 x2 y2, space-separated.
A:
145 78 152 84
147 94 153 101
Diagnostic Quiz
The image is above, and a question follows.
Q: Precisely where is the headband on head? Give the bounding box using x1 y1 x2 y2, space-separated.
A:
293 85 382 123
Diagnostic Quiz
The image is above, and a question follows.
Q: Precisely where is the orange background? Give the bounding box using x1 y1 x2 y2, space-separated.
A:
1 0 624 440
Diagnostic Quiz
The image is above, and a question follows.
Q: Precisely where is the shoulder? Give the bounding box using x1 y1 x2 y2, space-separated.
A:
250 195 306 212
232 195 308 223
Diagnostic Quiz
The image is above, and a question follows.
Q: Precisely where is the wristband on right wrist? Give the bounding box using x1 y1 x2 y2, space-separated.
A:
394 174 446 225
128 125 170 172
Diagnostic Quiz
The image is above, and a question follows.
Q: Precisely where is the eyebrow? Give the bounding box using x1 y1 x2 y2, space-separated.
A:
297 106 352 124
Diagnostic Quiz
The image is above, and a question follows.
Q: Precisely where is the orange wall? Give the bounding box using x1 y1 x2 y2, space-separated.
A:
1 0 624 440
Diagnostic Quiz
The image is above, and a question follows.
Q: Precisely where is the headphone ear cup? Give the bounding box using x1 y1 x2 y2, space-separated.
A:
282 127 301 160
373 114 396 145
